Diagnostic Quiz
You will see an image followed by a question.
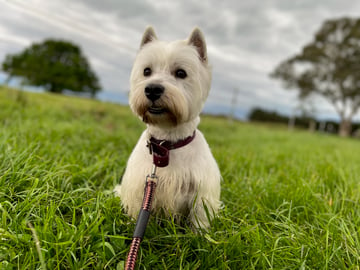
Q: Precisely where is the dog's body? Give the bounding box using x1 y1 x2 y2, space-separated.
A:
114 27 221 228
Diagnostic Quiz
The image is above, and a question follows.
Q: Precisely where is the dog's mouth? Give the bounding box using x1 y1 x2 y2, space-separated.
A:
148 106 166 114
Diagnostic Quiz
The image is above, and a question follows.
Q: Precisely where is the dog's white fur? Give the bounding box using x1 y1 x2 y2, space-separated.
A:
114 27 221 228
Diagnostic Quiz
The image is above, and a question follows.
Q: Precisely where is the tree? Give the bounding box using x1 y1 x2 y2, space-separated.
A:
2 39 101 97
270 17 360 137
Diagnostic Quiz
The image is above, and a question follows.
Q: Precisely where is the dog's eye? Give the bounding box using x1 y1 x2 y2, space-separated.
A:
143 67 152 77
175 69 187 79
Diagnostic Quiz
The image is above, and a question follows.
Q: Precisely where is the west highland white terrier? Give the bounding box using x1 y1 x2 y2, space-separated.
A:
114 26 221 228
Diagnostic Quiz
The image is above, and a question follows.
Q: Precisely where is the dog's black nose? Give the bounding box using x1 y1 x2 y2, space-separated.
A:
145 84 164 102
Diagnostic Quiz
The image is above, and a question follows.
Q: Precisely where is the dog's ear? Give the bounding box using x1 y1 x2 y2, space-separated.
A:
141 26 157 48
188 28 207 63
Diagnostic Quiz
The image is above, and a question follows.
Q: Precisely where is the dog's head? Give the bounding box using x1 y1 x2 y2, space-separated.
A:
129 27 212 127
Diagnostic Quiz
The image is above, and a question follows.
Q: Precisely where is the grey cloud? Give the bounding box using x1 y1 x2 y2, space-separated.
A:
66 0 156 19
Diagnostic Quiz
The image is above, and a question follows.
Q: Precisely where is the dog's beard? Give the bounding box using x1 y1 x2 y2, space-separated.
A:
141 101 180 126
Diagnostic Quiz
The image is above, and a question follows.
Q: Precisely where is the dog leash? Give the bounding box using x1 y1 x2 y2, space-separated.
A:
125 165 158 270
125 132 196 270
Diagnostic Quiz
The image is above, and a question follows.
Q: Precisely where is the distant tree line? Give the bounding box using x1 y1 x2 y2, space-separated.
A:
248 107 314 130
248 107 360 135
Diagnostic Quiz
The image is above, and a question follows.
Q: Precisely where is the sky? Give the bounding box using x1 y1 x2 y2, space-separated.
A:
1 0 360 121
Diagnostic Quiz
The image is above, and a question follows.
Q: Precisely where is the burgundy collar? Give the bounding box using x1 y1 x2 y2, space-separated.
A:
147 131 196 167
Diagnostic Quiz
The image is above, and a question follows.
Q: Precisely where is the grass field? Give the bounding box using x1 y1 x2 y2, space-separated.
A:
0 87 359 269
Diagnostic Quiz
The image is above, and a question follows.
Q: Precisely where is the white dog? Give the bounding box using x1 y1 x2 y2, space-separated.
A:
114 26 221 228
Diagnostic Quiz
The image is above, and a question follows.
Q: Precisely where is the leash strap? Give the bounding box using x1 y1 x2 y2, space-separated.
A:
132 175 157 238
126 174 157 270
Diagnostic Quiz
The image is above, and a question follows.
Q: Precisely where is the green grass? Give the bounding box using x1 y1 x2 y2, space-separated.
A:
0 86 359 269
